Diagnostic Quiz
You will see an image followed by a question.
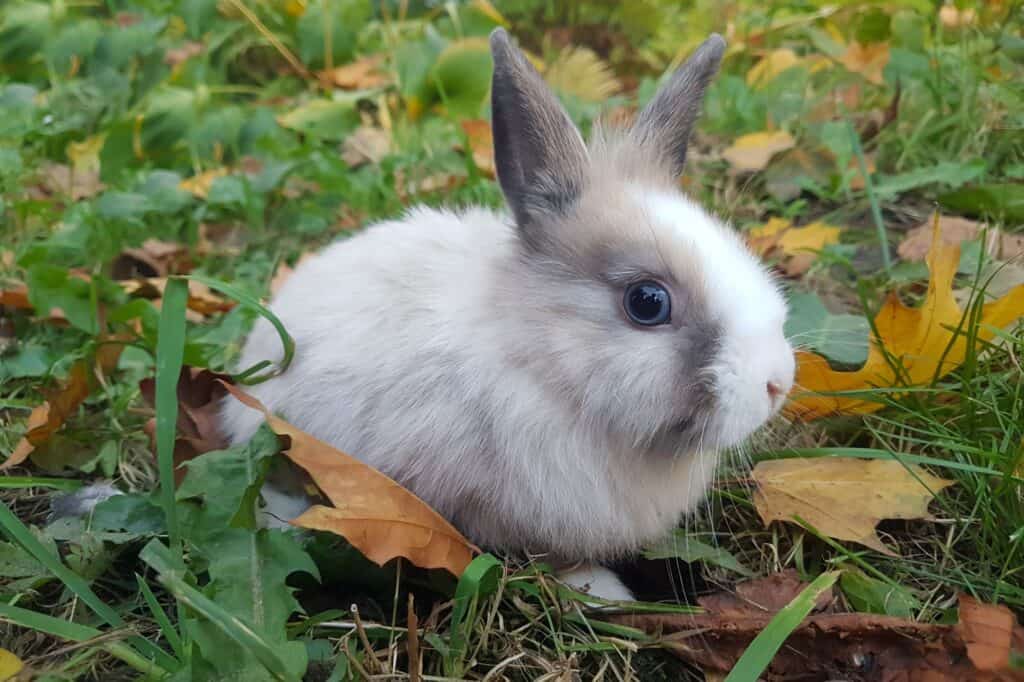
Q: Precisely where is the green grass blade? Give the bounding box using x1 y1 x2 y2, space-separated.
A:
155 276 188 554
759 447 1022 483
847 118 891 274
136 573 185 663
448 553 503 675
185 273 294 384
0 477 83 491
724 571 839 682
0 502 174 671
0 604 164 675
140 539 300 682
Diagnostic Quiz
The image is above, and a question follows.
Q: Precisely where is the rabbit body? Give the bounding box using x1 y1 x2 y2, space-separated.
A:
221 205 722 564
219 30 795 582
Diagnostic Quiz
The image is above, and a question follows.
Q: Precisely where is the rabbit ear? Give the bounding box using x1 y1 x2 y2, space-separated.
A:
630 34 725 178
490 29 588 245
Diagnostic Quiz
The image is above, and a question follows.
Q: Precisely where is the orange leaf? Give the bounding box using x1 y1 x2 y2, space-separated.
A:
957 594 1024 674
786 218 1024 420
223 384 477 575
839 41 890 85
3 339 126 470
318 55 391 90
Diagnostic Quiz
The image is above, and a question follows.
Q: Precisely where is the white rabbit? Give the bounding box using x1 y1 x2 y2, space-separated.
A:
220 29 795 600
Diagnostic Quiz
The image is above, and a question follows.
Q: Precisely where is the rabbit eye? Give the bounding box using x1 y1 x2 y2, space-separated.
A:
624 281 671 326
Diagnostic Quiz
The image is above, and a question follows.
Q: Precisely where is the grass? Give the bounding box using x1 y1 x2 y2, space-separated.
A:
1 0 1023 679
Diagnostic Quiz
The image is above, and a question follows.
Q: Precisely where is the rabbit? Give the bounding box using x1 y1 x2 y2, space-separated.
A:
219 29 795 601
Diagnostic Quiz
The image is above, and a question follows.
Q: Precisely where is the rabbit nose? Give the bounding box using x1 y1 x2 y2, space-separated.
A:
766 380 784 403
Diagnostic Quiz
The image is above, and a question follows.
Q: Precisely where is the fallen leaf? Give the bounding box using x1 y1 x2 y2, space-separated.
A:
0 648 24 680
111 239 192 279
608 583 1024 679
542 45 620 102
122 277 235 316
748 217 840 276
839 41 890 85
698 569 835 617
179 168 230 199
164 41 204 67
341 125 391 167
0 285 31 310
743 48 831 87
2 339 126 470
721 131 795 173
140 367 231 485
787 217 1024 420
940 5 977 28
318 55 391 90
460 119 495 178
37 162 105 201
752 458 954 555
898 214 1024 262
67 134 105 178
223 384 477 575
958 594 1024 675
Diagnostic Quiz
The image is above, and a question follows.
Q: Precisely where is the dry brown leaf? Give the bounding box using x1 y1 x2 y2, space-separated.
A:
460 119 495 178
224 384 477 575
840 41 890 85
37 162 105 201
940 5 977 28
751 458 954 555
122 277 235 316
112 239 192 279
748 217 840 276
341 126 391 168
958 594 1024 676
786 218 1024 420
0 284 31 310
140 367 231 485
609 585 1024 679
3 339 126 470
898 214 1024 262
721 131 795 173
164 41 204 67
318 55 391 90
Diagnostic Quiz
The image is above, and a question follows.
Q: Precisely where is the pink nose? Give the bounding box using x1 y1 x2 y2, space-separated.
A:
767 380 784 401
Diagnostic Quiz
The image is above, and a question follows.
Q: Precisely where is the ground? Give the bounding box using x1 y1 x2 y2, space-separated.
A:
1 1 1023 680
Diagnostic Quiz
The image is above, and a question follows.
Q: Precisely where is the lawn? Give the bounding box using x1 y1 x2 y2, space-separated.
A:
1 0 1023 680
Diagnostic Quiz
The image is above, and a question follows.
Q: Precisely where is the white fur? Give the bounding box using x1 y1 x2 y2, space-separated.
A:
559 564 635 602
636 190 795 448
222 206 730 563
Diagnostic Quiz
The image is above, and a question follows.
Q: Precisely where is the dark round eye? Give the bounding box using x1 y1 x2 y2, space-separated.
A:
624 281 671 326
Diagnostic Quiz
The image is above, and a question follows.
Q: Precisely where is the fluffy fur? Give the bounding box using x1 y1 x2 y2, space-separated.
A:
219 30 795 574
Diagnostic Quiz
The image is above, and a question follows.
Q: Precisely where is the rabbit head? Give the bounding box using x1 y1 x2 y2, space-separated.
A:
488 29 795 460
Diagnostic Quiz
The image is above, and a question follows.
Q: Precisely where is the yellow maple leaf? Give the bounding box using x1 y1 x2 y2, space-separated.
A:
722 131 795 173
839 41 890 85
0 648 25 680
752 458 954 555
179 168 230 199
748 217 840 276
744 49 831 87
786 219 1024 421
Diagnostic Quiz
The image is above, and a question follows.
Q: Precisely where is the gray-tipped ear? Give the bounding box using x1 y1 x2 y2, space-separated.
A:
630 34 725 177
489 28 588 243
